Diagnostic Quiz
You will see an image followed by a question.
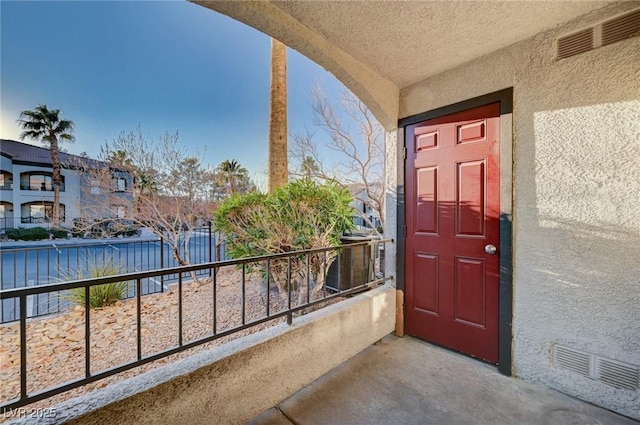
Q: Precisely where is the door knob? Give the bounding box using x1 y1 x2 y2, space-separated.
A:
485 244 497 255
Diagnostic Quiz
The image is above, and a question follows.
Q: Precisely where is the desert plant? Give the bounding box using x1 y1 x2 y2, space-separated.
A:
64 259 129 309
214 179 354 302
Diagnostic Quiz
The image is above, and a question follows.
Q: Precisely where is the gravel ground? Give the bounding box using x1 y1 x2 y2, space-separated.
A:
0 265 340 420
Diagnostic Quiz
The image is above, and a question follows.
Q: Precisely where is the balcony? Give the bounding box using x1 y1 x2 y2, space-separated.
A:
0 240 393 422
1 235 636 425
0 183 13 190
19 183 65 192
248 335 636 425
20 216 66 224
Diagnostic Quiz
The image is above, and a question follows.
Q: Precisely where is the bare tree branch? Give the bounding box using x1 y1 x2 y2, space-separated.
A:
290 87 385 233
80 127 215 284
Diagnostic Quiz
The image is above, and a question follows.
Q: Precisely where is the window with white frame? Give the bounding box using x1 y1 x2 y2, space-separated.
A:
90 179 101 195
113 177 127 192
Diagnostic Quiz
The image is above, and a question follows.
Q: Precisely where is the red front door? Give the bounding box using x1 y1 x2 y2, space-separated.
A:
405 103 500 363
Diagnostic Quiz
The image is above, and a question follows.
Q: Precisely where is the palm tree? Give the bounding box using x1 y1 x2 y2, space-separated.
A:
268 38 288 193
217 159 248 195
18 104 75 225
300 156 319 179
105 150 134 170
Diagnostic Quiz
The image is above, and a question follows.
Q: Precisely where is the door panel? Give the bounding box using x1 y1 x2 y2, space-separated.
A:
405 102 500 363
454 257 486 327
456 160 485 236
413 252 439 314
415 167 438 234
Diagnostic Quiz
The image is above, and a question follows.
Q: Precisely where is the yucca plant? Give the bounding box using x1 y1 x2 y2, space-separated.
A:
64 259 129 309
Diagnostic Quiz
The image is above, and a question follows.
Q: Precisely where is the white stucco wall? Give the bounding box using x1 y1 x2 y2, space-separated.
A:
11 164 82 225
399 3 640 419
0 155 13 174
0 156 15 207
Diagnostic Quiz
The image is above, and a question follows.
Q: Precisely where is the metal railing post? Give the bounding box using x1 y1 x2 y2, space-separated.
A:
208 222 213 277
160 237 165 292
287 257 292 325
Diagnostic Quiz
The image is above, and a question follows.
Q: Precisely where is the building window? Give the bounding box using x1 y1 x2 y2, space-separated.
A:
20 173 65 191
113 177 127 192
0 171 12 190
21 202 66 223
30 174 52 191
115 205 126 218
0 202 12 229
90 179 101 195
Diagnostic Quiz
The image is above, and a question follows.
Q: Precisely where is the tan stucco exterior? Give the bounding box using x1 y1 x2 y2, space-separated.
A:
190 1 639 418
399 3 640 419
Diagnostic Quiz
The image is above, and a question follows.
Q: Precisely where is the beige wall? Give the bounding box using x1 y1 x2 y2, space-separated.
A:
31 286 395 425
399 3 640 419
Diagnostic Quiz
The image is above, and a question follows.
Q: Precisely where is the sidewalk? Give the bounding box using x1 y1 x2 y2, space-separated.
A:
247 335 638 425
0 229 158 250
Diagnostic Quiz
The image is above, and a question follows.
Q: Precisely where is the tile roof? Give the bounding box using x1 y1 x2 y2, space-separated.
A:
0 139 106 169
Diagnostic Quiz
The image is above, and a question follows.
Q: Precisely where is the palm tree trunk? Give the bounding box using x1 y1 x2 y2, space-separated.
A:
229 174 236 195
268 38 288 193
50 136 61 226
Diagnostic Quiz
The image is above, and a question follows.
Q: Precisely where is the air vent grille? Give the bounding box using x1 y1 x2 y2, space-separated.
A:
551 343 640 391
552 345 592 377
557 28 594 59
596 357 640 391
602 9 640 46
556 8 640 60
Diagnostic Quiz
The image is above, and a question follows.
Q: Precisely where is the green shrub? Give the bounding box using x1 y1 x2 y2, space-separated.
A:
5 228 20 240
214 179 354 300
64 260 129 309
214 179 354 257
50 227 69 239
6 227 49 241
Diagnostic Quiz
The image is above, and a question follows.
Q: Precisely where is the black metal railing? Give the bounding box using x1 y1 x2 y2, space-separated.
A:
20 216 67 225
0 239 391 412
19 183 65 192
0 217 70 230
0 227 219 322
0 182 13 190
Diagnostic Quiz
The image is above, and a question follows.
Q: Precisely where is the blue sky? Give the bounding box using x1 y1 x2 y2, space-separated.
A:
0 0 348 187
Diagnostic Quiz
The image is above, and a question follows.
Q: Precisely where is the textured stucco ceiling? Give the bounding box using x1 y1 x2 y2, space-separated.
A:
193 0 614 128
269 1 611 88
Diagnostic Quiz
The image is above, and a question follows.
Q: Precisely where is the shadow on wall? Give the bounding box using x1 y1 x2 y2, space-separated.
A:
512 98 640 419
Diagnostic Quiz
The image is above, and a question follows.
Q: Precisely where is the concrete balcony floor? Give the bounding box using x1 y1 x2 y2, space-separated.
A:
248 335 637 425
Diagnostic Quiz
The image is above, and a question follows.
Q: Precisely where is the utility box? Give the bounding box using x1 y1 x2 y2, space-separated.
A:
326 235 376 292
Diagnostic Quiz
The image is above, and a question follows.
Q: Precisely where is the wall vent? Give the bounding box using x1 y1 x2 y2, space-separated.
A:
595 357 640 391
556 8 640 60
557 28 594 59
551 343 640 391
602 8 640 46
552 344 592 377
